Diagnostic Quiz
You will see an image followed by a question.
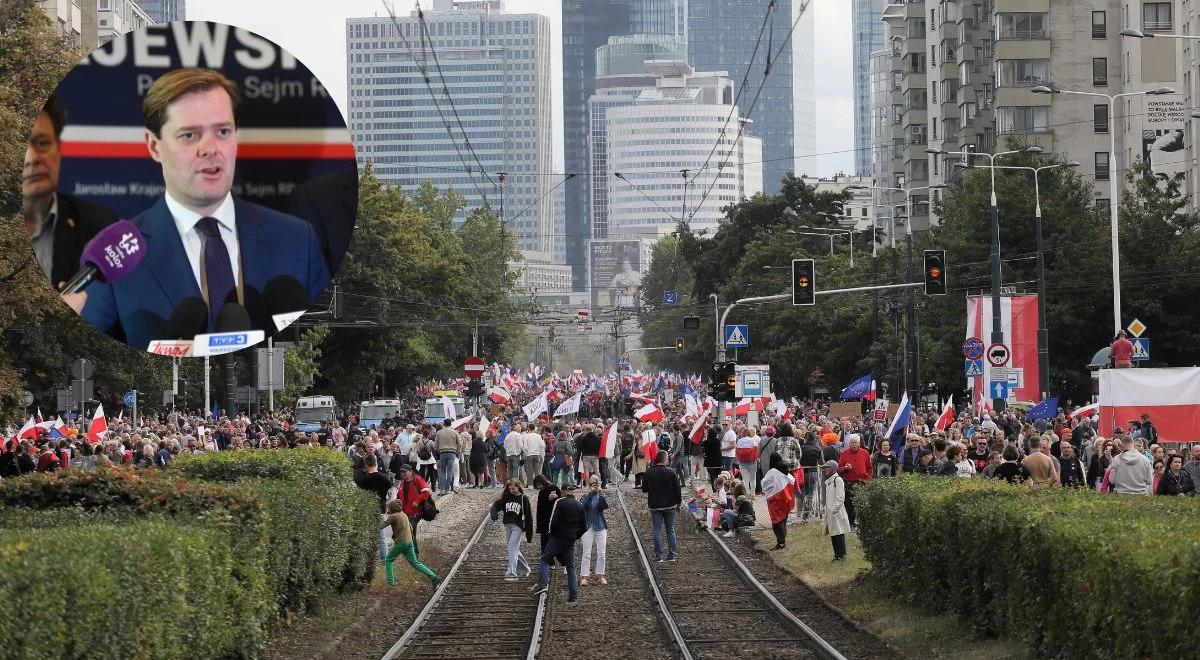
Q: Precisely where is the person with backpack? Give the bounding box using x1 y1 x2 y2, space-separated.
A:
383 499 440 587
490 479 535 579
412 432 437 485
484 427 500 488
396 465 434 559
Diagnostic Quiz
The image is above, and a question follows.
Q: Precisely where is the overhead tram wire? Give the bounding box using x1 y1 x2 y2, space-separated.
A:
688 0 813 223
506 172 579 230
414 3 497 191
380 1 492 204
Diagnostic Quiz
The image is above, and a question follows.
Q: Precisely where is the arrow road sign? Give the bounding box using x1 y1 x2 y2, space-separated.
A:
986 343 1010 367
964 359 984 378
989 380 1010 400
724 324 749 348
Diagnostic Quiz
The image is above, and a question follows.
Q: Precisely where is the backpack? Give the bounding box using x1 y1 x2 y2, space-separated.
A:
485 439 499 461
417 440 433 461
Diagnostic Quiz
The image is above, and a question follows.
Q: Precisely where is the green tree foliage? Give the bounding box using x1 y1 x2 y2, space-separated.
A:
310 167 523 402
278 325 329 405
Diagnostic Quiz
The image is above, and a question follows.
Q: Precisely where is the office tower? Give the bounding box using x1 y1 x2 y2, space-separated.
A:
563 0 686 287
853 0 886 175
347 1 553 253
136 0 184 23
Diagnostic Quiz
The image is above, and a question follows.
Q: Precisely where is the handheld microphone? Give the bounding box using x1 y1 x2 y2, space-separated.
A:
147 297 209 357
263 275 311 332
191 302 263 357
61 220 146 294
215 302 252 333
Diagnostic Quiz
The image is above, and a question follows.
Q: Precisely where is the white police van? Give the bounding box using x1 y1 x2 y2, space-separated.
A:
295 395 337 433
359 398 402 431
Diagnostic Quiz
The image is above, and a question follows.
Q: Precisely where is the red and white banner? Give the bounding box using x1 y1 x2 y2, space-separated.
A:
1099 368 1200 442
634 404 663 423
487 386 511 404
87 404 108 444
450 415 474 430
599 422 618 459
966 295 1040 403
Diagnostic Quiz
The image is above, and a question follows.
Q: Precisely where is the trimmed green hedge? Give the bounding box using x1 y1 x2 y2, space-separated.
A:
0 520 255 660
173 449 379 612
857 477 1200 658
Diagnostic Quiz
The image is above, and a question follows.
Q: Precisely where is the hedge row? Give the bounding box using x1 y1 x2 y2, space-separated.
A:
0 520 255 660
0 449 380 659
856 477 1200 658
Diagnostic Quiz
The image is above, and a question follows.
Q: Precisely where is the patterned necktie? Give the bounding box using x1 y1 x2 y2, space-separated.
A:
197 217 235 330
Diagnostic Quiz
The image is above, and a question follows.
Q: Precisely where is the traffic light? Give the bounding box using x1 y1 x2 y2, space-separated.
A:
792 259 815 306
923 249 947 295
682 316 700 330
963 144 977 169
710 361 738 402
466 378 484 398
675 337 685 352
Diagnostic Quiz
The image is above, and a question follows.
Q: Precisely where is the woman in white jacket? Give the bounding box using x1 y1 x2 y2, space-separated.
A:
822 460 851 561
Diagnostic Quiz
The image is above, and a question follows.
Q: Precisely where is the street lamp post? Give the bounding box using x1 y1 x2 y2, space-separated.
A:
1030 84 1175 334
961 161 1080 399
926 145 1042 411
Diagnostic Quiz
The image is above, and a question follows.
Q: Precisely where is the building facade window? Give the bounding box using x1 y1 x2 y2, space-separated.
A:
1143 3 1172 32
996 106 1050 133
1093 104 1109 133
997 58 1049 87
1093 58 1108 86
1095 152 1110 179
1092 11 1106 38
996 12 1048 39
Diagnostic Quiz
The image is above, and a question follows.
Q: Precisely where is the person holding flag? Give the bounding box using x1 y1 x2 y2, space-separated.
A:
762 452 795 550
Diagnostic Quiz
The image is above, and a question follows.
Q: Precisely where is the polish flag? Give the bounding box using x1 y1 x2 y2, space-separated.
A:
1099 368 1200 441
35 408 44 423
761 468 796 526
934 396 955 431
770 399 792 421
451 414 474 430
689 405 710 444
1070 402 1099 419
966 295 1040 404
634 403 663 423
17 416 39 440
866 380 877 402
599 421 618 459
87 404 108 443
488 386 511 404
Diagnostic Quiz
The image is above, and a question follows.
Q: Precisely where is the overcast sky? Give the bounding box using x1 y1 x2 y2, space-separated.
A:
188 0 855 176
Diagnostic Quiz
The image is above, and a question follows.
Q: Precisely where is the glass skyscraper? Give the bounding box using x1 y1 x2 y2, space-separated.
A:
138 0 185 23
852 0 886 175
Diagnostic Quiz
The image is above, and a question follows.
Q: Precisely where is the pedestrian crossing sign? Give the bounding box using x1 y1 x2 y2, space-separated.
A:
724 324 749 348
964 359 984 378
1132 338 1150 361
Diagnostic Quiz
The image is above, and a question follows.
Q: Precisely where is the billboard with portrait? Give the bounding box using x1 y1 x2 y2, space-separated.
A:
1142 95 1187 197
589 239 643 311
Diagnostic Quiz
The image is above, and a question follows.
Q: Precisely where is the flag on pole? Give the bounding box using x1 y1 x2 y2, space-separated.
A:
761 468 796 526
884 392 911 443
479 414 491 438
934 396 955 430
17 416 38 441
487 386 511 404
117 409 123 422
35 408 43 423
87 404 108 443
523 392 549 421
1024 396 1060 421
1070 402 1099 419
599 421 618 459
866 380 877 402
451 414 474 430
634 403 664 423
553 391 582 418
840 373 874 399
688 410 708 445
48 417 66 439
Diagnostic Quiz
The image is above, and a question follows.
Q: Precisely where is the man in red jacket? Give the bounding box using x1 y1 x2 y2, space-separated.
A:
396 465 433 558
837 434 872 529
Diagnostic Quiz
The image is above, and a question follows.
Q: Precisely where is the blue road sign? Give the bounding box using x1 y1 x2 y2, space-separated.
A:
724 324 749 348
989 380 1010 400
1132 338 1150 361
123 391 136 408
663 290 678 305
962 337 985 360
964 359 984 378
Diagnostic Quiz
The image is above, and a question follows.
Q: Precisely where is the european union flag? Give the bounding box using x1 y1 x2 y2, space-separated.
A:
840 373 874 400
1025 397 1060 421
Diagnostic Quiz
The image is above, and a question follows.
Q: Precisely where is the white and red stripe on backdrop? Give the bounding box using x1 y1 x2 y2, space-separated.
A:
966 295 1040 404
1099 368 1200 442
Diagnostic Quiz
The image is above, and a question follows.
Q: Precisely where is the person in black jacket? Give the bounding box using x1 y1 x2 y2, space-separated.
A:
576 425 604 488
533 475 560 553
533 482 587 604
702 426 723 487
641 452 683 561
1158 455 1195 496
490 479 534 578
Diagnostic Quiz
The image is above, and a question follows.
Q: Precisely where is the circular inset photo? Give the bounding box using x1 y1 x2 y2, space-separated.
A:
26 20 357 357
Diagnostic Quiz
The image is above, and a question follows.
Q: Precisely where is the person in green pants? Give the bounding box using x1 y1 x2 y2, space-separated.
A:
384 499 440 586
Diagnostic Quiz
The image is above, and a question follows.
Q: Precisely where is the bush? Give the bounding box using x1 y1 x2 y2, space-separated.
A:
856 477 1200 658
0 520 255 660
173 449 379 611
0 469 273 653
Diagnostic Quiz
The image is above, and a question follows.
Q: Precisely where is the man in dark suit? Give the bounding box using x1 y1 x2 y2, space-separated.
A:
23 94 118 289
65 68 329 349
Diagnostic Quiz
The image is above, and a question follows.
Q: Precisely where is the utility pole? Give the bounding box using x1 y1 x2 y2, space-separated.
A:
547 325 555 373
906 229 917 394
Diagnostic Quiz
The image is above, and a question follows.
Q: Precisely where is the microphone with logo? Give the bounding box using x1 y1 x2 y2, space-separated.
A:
60 220 147 294
192 302 265 357
146 296 207 358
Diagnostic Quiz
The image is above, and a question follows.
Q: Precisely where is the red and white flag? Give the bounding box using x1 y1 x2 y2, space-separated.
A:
451 414 474 430
488 386 511 404
1070 402 1098 419
634 403 663 423
770 399 792 421
599 421 618 459
479 414 491 437
16 416 39 441
866 380 877 402
761 468 795 526
35 408 44 423
688 412 708 445
87 404 108 444
1098 368 1200 441
935 396 955 431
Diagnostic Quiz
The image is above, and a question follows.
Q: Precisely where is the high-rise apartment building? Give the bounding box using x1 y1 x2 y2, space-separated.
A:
853 0 887 175
878 0 1193 240
135 0 183 23
562 0 687 289
606 61 763 239
688 0 815 195
347 0 553 253
98 0 152 44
